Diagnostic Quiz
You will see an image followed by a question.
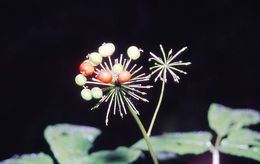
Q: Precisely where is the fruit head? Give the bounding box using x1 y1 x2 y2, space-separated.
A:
91 87 103 99
98 43 115 57
89 52 103 66
112 63 123 74
127 46 140 60
81 88 92 101
118 71 131 83
75 74 87 86
79 61 94 76
97 70 113 83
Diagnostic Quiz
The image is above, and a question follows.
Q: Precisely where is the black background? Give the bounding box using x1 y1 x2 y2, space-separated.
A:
1 0 260 163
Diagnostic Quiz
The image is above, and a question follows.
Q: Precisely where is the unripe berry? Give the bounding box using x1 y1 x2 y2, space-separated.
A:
91 87 103 99
112 64 123 74
89 52 102 66
75 74 87 86
127 46 140 60
98 43 115 57
81 88 92 101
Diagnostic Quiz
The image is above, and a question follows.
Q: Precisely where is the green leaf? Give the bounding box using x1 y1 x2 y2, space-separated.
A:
90 146 142 164
44 124 141 164
152 151 176 161
219 129 260 161
44 123 101 164
208 103 260 137
132 132 212 156
0 153 54 164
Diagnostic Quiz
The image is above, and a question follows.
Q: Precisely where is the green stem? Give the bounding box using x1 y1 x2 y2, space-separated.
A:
147 72 166 136
215 135 222 147
128 106 159 164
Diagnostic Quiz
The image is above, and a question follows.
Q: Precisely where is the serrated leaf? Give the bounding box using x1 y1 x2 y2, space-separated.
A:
132 132 212 156
219 129 260 161
208 103 260 137
44 124 101 164
90 146 142 164
0 153 54 164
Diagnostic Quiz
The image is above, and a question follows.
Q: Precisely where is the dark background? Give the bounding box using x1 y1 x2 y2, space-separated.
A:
1 0 260 163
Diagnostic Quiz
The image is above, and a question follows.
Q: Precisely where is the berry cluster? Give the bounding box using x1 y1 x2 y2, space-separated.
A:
75 43 151 125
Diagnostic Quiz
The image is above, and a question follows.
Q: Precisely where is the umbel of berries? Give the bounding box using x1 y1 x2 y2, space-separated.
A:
75 43 152 125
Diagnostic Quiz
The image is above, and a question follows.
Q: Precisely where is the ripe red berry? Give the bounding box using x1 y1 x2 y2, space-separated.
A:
79 61 94 76
97 70 113 83
118 71 131 83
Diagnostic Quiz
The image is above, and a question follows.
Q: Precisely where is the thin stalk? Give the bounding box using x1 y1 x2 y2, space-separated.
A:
212 148 220 164
212 135 222 164
128 103 159 164
147 70 166 136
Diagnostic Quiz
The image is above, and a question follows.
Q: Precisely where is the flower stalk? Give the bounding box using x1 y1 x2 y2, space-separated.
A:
147 71 166 136
147 45 191 136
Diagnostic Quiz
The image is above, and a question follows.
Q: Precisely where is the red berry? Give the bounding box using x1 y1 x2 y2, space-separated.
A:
97 70 113 83
118 71 131 83
79 61 94 76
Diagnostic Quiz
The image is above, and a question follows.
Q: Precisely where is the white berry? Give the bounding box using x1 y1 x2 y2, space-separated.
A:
75 74 87 86
91 87 103 99
81 88 92 101
98 43 115 57
89 52 102 66
112 63 123 74
127 46 140 60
